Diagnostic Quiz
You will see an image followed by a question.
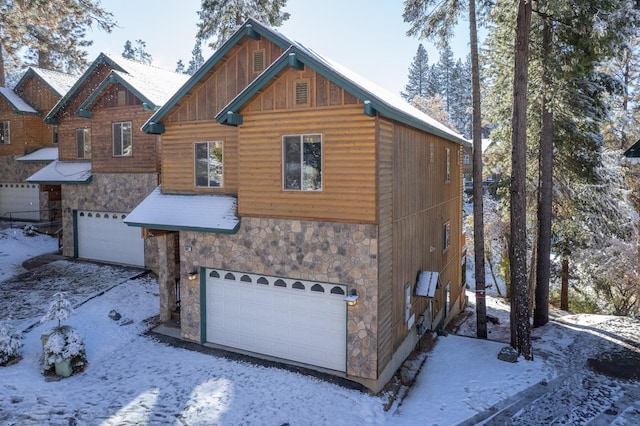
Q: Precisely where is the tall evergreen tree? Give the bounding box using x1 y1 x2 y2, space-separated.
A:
197 0 290 50
175 59 186 74
186 40 205 75
122 40 152 64
449 56 472 138
0 0 115 82
404 0 490 339
401 44 435 101
433 44 456 116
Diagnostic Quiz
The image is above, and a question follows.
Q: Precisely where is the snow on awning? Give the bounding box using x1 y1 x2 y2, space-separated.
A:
17 147 58 162
26 160 91 183
125 186 240 234
415 271 440 298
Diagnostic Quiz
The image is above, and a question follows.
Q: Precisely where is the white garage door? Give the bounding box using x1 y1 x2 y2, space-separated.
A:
76 210 144 267
0 183 40 221
205 269 347 372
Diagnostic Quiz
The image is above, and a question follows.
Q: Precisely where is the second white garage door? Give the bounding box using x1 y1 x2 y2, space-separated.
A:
0 183 40 221
76 210 144 267
205 269 347 372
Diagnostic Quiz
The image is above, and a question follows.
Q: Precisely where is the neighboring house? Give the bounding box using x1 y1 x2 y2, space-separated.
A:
27 53 188 268
0 67 76 221
126 19 469 392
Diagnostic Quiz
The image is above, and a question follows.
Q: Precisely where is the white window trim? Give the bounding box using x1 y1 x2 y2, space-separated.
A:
76 128 91 159
112 122 132 157
443 220 451 253
445 148 451 182
194 141 224 188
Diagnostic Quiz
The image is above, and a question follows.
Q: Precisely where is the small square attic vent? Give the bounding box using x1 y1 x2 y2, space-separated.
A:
415 271 440 298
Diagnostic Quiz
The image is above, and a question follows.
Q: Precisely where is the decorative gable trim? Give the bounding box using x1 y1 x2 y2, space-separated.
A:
74 71 155 118
141 18 292 134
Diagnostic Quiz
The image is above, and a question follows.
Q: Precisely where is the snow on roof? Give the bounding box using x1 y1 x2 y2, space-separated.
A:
26 160 91 183
125 186 240 233
16 147 58 162
28 67 77 97
0 87 38 114
415 271 439 298
110 68 189 107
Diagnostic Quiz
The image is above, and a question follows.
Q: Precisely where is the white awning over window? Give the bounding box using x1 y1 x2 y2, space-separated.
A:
125 186 240 233
415 271 440 298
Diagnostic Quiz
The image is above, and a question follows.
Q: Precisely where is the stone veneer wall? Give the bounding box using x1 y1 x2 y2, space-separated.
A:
0 156 48 182
61 173 159 271
180 217 379 381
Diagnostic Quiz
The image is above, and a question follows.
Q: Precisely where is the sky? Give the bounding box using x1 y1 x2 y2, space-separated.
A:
83 0 474 96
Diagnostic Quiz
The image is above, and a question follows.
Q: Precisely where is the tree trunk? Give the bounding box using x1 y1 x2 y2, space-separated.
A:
534 16 553 328
469 0 487 339
509 0 533 360
0 47 5 87
560 255 569 311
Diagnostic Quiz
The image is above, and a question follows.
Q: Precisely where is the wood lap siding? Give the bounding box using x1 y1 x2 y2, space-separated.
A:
238 106 376 223
165 38 285 125
161 122 238 194
376 118 394 374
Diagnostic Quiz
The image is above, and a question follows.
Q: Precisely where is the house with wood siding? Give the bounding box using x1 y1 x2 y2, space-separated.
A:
27 54 188 269
0 67 75 221
126 19 469 392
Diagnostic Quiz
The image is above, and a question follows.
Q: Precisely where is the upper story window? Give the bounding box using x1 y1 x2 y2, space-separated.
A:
445 148 451 182
443 220 451 252
283 134 322 191
52 125 58 144
195 141 223 188
113 122 132 156
0 121 9 144
76 128 91 159
463 154 470 165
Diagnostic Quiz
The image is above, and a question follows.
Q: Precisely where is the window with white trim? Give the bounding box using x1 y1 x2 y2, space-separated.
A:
0 121 9 144
445 148 451 182
76 128 91 159
463 154 470 165
195 141 224 187
113 122 132 156
283 134 322 191
443 220 451 252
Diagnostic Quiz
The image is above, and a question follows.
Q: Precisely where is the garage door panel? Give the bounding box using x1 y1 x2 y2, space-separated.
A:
76 211 144 267
206 270 347 372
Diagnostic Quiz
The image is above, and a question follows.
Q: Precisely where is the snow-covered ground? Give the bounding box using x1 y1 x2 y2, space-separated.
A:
0 223 638 425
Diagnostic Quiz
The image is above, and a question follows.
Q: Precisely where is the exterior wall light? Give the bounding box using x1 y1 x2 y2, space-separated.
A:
187 270 199 281
344 290 359 306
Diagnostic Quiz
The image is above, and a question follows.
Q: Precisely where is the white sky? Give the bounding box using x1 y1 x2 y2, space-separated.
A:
84 0 473 96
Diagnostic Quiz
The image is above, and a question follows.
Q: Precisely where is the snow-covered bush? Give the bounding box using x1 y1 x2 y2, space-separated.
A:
0 322 23 366
40 293 87 375
41 325 87 373
41 292 72 327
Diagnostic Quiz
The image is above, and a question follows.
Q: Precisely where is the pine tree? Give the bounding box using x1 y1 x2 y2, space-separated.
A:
404 0 490 339
197 0 290 50
186 40 205 75
449 56 472 138
401 44 435 101
0 0 115 82
175 60 186 74
122 40 152 64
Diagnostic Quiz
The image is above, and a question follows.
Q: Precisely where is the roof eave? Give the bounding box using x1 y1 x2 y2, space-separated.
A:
76 72 154 117
124 221 240 235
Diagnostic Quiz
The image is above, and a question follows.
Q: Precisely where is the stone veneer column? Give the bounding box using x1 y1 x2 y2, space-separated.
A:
180 218 380 381
157 232 176 322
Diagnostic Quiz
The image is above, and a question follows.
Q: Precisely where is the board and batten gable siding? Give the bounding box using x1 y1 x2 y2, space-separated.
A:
164 38 285 125
56 63 113 122
388 122 463 355
16 74 62 113
89 106 159 174
160 122 239 194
